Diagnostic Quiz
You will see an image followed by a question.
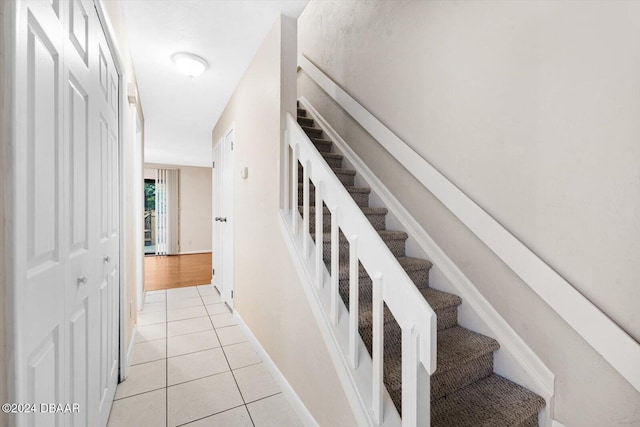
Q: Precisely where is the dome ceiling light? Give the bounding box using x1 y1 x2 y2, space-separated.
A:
172 52 208 78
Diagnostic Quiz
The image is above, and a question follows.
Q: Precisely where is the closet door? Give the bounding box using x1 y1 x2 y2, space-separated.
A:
13 1 120 425
95 7 120 425
14 1 67 425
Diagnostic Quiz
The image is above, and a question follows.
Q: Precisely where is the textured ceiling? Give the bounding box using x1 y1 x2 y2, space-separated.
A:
122 0 309 167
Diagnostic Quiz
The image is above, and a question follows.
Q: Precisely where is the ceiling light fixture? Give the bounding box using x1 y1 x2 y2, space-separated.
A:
172 52 208 78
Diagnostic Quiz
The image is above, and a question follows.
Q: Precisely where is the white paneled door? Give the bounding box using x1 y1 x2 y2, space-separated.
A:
212 129 234 308
13 1 120 426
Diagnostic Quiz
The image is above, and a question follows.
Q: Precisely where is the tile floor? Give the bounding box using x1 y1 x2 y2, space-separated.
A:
107 285 304 427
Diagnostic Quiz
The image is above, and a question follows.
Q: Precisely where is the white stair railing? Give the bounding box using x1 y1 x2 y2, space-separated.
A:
282 113 436 426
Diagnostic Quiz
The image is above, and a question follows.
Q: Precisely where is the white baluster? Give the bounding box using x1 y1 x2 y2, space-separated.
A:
302 160 311 258
372 273 384 424
330 205 339 325
402 325 429 427
292 144 299 234
349 235 359 369
315 182 323 289
283 129 290 214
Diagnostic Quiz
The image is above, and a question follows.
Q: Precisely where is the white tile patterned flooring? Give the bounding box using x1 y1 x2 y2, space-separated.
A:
107 285 303 427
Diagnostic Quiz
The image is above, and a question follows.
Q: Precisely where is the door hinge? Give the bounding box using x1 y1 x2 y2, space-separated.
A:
212 268 215 276
212 161 215 168
231 141 234 150
231 290 234 299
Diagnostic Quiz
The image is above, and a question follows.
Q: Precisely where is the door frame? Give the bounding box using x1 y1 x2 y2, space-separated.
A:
2 0 18 410
222 126 235 308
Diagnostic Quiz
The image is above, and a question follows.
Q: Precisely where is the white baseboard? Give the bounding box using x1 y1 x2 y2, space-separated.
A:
552 421 567 427
233 311 319 427
177 250 212 255
123 326 137 381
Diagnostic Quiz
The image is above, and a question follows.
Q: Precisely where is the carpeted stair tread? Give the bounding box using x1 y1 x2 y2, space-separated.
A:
315 229 406 243
431 374 546 427
384 326 499 406
304 205 387 216
397 256 433 273
301 125 323 137
435 326 499 374
336 256 433 281
297 116 314 126
357 287 461 333
297 108 306 116
299 183 370 194
310 137 333 147
321 152 344 161
330 167 356 176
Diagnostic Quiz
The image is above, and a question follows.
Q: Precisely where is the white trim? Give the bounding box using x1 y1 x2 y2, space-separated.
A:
300 97 555 423
3 0 18 412
177 250 213 255
298 54 640 394
552 421 567 427
233 310 319 427
125 326 137 375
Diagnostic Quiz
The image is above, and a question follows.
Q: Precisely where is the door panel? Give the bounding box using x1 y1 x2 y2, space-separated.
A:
27 14 61 270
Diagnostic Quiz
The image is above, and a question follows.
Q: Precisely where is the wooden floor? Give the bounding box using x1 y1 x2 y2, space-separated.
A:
144 253 212 291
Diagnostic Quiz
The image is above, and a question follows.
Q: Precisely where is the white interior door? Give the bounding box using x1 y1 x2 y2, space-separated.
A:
13 1 120 425
212 129 234 306
95 6 120 424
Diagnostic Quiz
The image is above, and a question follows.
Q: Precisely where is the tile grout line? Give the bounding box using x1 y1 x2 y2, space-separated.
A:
174 403 247 427
198 286 257 427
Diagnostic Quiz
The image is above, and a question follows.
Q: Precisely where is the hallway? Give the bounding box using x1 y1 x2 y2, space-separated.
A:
107 285 303 427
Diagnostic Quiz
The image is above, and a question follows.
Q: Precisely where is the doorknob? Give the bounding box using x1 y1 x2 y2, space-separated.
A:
214 217 220 222
104 256 110 263
220 217 227 222
77 276 88 285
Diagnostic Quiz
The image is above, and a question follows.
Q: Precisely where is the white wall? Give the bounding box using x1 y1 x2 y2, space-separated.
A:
298 1 640 426
179 166 212 254
144 165 213 254
212 16 358 426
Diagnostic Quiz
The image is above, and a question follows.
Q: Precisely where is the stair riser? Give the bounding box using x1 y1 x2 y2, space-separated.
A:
303 127 323 138
313 142 332 153
298 188 369 208
321 236 405 263
297 117 314 127
322 156 343 168
302 211 386 233
431 353 494 401
342 278 456 331
298 170 354 186
297 108 306 117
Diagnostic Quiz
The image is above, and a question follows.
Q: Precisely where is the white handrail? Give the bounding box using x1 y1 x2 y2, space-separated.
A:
298 53 640 393
284 113 436 425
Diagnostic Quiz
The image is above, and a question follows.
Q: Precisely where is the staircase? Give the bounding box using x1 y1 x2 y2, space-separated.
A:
296 103 545 426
